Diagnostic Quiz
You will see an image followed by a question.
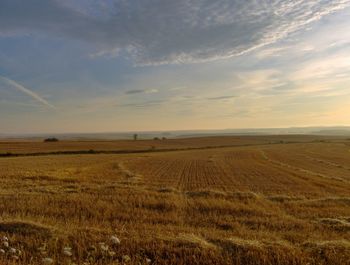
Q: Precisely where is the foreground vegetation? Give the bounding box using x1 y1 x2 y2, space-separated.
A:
0 136 349 264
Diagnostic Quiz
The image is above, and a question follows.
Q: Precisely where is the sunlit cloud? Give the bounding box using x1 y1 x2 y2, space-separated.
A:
290 54 350 82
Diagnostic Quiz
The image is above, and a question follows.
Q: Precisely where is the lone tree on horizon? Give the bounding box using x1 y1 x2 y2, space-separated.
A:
133 134 138 140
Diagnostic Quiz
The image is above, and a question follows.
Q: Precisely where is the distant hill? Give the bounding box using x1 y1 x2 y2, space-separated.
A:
1 126 350 140
312 129 350 136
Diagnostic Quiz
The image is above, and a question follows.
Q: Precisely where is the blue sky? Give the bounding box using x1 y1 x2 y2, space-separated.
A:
1 0 350 133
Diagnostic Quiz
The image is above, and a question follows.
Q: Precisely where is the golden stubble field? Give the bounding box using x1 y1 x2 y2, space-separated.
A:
0 136 349 264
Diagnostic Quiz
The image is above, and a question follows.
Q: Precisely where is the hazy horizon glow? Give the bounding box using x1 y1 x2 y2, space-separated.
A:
1 0 350 134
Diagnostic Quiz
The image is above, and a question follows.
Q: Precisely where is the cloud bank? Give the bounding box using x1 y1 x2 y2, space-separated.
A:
0 0 349 65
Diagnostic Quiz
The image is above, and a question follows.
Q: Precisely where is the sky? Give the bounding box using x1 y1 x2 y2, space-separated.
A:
1 0 350 134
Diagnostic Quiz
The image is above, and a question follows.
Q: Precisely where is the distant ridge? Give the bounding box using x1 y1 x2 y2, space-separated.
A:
1 126 350 140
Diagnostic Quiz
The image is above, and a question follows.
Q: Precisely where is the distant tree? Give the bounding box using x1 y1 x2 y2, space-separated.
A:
133 134 138 140
153 137 160 140
44 137 59 142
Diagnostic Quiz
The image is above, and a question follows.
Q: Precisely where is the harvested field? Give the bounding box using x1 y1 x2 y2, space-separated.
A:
0 135 337 154
0 136 349 264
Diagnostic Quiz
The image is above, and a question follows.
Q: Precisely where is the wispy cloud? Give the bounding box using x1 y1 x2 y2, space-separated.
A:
207 95 236 100
125 89 158 95
169 86 187 91
1 0 349 65
116 99 165 108
0 76 56 109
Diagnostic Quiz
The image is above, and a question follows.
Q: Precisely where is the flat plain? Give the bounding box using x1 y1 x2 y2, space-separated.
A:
0 136 349 264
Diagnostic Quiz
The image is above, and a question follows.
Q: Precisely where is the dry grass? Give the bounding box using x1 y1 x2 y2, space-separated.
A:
0 136 349 264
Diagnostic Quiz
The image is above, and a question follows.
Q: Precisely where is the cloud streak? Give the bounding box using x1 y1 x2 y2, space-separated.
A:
0 76 56 109
207 95 236 100
1 0 349 65
116 99 165 108
125 89 158 95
